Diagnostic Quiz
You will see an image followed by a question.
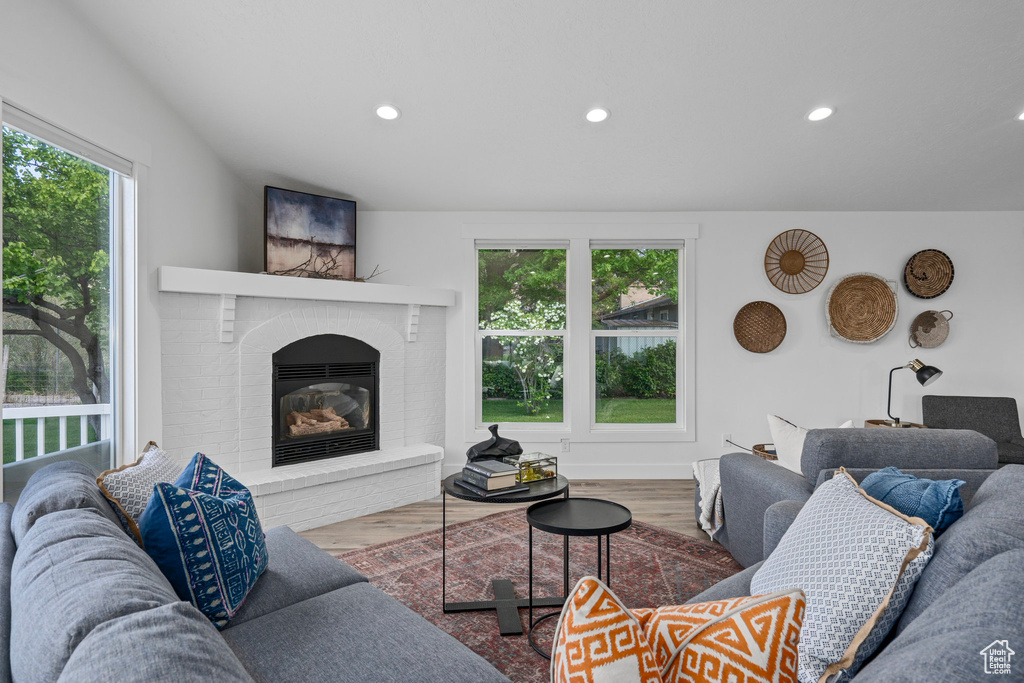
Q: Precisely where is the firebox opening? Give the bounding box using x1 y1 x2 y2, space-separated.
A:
272 334 379 467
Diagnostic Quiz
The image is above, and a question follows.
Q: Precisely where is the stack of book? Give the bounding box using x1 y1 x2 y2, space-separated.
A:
455 459 530 497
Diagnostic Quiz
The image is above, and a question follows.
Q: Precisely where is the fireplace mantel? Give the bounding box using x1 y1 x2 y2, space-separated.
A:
158 266 456 307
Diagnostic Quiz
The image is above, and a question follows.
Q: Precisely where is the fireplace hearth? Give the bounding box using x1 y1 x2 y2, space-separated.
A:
272 334 379 467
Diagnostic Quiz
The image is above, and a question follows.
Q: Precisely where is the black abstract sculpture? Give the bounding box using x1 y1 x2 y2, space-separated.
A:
466 424 523 463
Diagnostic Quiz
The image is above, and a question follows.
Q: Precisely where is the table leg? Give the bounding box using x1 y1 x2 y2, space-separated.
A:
597 535 602 583
442 488 446 607
606 534 611 587
529 523 534 630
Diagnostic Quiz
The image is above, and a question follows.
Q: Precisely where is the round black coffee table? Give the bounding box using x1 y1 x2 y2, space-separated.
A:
441 473 569 636
526 497 632 658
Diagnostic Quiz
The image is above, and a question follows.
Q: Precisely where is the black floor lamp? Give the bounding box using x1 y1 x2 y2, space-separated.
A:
887 359 943 427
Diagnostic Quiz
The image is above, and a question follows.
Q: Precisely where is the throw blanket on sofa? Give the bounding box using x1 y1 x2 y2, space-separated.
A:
693 458 724 540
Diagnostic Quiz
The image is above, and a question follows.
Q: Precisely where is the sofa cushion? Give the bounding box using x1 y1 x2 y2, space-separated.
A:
221 582 510 682
896 463 1024 635
855 549 1024 682
11 460 122 546
139 453 268 629
226 525 367 628
10 507 179 681
57 601 254 682
750 470 933 683
0 504 14 683
801 428 998 484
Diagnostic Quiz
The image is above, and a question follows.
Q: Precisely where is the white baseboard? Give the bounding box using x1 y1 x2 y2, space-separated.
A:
441 462 693 480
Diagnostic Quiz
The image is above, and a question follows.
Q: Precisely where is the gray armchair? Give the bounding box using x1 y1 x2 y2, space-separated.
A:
922 395 1024 465
711 427 998 567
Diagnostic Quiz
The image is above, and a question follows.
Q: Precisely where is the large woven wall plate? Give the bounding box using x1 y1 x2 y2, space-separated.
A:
734 301 787 353
764 229 829 294
904 249 954 299
826 273 898 344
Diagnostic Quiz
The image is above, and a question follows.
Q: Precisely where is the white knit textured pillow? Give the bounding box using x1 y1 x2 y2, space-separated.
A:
97 443 182 544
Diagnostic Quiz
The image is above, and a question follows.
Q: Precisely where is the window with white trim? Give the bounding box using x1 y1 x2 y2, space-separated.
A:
591 246 680 427
1 102 135 495
473 235 693 440
477 246 567 426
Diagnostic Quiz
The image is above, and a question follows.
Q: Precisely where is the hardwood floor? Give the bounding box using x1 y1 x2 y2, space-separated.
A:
300 479 703 554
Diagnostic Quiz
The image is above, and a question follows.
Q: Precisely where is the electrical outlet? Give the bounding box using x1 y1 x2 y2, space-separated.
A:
722 433 731 448
560 438 570 453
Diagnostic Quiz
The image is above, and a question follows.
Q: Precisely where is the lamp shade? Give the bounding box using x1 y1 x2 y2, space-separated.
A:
909 358 942 386
916 365 942 386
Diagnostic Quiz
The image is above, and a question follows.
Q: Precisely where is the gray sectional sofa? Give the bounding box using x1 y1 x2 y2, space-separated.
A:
703 428 999 567
0 461 510 682
688 461 1024 681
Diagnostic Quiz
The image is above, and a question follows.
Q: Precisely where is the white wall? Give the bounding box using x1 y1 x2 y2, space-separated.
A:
0 0 261 452
352 211 1024 479
4 0 1022 478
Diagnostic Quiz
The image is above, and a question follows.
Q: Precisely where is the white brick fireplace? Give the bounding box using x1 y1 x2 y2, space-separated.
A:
156 267 455 531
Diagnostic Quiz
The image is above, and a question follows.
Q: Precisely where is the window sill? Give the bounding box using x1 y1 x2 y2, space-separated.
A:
466 426 694 444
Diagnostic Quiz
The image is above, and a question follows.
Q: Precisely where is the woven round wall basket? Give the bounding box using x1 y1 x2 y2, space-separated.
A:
826 273 899 344
909 310 953 349
904 249 954 299
764 229 829 294
734 301 787 353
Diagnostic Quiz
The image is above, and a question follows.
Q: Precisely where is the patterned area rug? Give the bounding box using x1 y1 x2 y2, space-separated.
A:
339 509 742 683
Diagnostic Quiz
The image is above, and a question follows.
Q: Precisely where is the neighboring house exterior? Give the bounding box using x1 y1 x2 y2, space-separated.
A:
596 292 677 356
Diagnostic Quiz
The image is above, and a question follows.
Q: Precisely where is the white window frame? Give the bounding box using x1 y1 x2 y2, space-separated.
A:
588 241 684 433
464 222 697 445
0 101 137 467
473 240 570 433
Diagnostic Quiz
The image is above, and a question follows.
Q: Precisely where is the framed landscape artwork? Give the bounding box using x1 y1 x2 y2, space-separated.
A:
264 186 356 279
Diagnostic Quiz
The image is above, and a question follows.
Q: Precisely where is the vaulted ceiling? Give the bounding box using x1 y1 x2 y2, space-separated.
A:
62 0 1024 210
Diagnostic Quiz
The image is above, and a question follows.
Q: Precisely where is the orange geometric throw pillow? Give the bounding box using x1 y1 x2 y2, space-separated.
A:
552 577 805 683
551 576 661 683
640 590 805 683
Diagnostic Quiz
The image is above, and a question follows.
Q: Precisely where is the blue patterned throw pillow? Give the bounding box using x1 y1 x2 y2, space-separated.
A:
139 453 268 629
861 466 965 534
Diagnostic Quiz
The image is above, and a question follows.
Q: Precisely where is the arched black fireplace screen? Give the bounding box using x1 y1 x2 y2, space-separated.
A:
272 334 379 467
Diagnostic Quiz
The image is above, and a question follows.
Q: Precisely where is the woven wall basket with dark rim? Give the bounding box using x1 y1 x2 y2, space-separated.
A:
904 249 954 299
826 273 898 344
733 301 786 353
764 229 829 294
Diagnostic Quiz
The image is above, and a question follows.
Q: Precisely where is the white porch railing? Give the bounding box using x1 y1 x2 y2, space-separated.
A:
2 404 112 462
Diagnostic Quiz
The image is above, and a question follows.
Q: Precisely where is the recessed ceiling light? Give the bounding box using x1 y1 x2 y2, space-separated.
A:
1018 110 1024 121
586 108 609 123
375 104 401 120
807 107 834 122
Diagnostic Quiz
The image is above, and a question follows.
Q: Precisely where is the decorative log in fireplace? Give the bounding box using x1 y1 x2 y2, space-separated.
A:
272 334 379 467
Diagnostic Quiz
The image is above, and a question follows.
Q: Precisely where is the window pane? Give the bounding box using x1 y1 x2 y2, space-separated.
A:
592 248 678 330
595 337 676 424
2 126 114 465
482 335 563 423
479 249 566 330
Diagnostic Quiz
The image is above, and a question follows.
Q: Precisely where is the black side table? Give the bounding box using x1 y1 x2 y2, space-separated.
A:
526 497 632 658
441 473 569 636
